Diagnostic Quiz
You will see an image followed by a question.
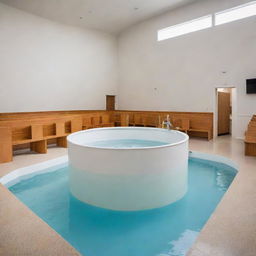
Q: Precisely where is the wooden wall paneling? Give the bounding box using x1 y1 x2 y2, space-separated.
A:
101 114 114 127
101 113 115 127
82 116 93 129
245 142 256 156
92 115 101 127
0 110 101 121
248 122 256 130
47 138 57 145
181 119 190 133
43 124 56 137
189 118 213 140
110 112 120 126
133 114 144 126
32 124 43 140
244 115 256 156
12 126 32 142
0 110 215 163
71 118 83 133
30 140 47 154
57 137 67 148
108 111 117 123
143 115 160 127
120 114 129 126
13 143 30 151
101 114 108 124
56 122 65 136
172 119 182 128
128 113 134 125
0 127 12 163
65 121 71 133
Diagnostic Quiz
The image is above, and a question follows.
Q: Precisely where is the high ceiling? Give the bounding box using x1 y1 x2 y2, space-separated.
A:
0 0 198 34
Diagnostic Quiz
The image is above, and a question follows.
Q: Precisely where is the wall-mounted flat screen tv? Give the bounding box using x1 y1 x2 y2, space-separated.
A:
246 78 256 94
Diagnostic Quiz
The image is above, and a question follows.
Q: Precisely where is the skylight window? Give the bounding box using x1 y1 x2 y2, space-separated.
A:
215 1 256 26
158 15 212 41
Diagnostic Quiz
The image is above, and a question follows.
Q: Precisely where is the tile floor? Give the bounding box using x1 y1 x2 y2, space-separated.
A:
0 136 255 256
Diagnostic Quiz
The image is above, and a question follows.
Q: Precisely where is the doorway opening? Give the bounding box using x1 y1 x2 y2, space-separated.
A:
106 95 116 111
215 87 237 137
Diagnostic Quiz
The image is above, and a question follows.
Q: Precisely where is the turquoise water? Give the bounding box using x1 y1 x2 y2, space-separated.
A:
86 139 168 148
9 158 236 256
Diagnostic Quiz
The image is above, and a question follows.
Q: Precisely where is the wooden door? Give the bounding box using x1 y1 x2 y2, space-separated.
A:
218 92 230 135
106 95 115 111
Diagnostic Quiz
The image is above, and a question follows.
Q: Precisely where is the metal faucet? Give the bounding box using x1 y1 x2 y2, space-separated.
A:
162 115 172 130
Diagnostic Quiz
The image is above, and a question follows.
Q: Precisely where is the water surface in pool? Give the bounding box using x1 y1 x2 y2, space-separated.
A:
85 139 168 148
9 158 236 256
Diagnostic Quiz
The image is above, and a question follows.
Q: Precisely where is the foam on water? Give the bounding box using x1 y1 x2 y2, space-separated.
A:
9 158 236 256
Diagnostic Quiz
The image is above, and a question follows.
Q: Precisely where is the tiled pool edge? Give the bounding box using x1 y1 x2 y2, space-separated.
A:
0 155 68 187
189 151 239 170
0 183 81 256
0 155 81 256
187 143 256 256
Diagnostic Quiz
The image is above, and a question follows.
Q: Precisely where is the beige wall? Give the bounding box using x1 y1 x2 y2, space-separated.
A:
1 0 255 139
117 0 256 138
0 3 118 112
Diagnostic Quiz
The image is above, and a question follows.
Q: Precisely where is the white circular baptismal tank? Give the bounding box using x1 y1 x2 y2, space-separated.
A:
67 127 189 211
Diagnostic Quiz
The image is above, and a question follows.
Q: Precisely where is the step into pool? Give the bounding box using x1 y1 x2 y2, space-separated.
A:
8 157 236 256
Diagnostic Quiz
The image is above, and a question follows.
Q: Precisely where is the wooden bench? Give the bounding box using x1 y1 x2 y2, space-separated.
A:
188 118 213 140
0 111 116 163
143 115 161 127
120 113 161 128
172 118 190 133
0 110 213 163
0 116 83 163
117 111 213 140
81 113 114 129
245 116 256 156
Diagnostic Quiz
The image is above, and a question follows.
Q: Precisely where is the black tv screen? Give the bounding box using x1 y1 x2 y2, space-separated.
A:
246 78 256 94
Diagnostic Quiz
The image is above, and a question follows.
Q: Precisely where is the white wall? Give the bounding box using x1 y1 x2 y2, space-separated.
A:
1 0 255 138
118 0 256 138
0 3 118 112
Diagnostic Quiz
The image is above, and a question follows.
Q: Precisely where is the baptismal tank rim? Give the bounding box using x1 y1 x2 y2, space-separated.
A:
67 127 189 150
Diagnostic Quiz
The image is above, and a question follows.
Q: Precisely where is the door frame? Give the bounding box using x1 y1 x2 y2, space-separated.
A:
214 87 237 139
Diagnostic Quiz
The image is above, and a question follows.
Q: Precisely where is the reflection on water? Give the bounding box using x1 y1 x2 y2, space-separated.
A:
168 230 199 256
9 158 236 256
157 229 199 256
66 194 203 256
216 170 235 191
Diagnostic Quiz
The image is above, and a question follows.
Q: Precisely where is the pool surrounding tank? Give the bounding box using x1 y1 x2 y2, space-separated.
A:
67 127 189 211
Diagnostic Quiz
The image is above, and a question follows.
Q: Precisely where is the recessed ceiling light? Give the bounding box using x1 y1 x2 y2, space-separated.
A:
79 17 83 19
134 7 139 11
